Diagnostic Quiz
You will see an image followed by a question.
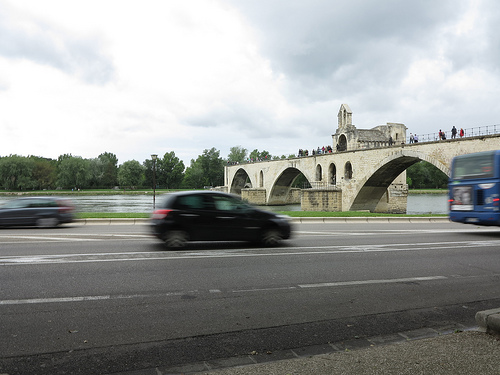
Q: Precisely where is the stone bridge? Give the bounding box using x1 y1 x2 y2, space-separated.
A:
223 134 500 213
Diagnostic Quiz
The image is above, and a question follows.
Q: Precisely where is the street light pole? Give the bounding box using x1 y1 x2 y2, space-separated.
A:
151 154 158 210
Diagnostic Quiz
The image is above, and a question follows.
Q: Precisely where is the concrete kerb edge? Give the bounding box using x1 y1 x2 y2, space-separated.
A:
475 308 500 334
74 217 449 225
74 218 149 225
293 217 448 224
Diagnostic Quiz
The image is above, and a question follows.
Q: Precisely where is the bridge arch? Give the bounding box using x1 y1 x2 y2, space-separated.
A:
229 168 254 195
268 167 311 205
349 149 448 212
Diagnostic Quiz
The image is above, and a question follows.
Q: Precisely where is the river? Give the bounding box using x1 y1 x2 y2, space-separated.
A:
0 194 448 215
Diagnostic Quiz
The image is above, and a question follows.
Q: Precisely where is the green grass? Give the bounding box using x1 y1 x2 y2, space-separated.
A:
76 212 150 219
75 211 446 219
408 189 447 194
277 211 445 217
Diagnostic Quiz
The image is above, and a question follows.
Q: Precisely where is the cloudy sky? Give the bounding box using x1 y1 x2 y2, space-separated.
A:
1 0 499 166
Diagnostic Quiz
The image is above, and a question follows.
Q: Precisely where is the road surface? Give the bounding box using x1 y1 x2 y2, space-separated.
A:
1 221 499 374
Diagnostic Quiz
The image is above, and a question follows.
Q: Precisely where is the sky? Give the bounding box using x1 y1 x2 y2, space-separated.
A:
1 0 500 166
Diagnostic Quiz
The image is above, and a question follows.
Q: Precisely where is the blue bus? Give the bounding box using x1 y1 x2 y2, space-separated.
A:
449 150 500 225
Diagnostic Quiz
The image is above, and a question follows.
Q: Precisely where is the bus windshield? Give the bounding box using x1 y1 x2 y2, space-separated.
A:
451 151 495 180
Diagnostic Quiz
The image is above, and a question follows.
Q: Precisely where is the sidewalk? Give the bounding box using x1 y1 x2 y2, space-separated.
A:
120 309 500 375
195 330 500 375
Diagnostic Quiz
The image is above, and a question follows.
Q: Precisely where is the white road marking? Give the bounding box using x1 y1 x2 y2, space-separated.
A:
0 276 447 306
298 276 447 288
0 291 187 306
0 239 499 266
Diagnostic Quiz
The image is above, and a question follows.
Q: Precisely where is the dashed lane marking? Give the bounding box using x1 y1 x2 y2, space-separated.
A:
0 276 447 306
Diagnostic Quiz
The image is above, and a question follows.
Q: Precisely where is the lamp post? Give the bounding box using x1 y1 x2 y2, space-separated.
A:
151 154 158 210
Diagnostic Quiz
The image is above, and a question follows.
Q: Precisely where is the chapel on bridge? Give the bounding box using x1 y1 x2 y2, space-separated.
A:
332 104 407 151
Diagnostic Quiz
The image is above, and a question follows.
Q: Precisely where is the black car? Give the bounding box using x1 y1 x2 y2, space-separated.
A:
150 191 292 248
0 197 75 228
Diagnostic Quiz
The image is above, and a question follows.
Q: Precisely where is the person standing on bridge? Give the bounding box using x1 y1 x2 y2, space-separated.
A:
451 126 457 139
414 134 419 143
460 128 465 138
409 133 414 143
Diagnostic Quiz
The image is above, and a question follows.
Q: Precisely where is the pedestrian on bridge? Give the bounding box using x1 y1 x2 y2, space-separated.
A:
451 126 457 139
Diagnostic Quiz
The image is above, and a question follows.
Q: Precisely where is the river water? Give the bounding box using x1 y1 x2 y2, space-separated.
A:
0 194 448 215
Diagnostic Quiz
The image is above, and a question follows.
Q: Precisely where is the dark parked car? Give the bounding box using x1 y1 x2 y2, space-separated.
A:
0 197 75 228
150 191 292 248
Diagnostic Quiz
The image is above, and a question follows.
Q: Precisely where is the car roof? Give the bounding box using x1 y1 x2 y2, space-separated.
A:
164 190 233 197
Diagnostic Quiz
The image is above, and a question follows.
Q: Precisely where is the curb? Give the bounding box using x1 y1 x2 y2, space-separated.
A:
73 217 449 225
74 218 149 225
475 308 500 334
290 217 450 224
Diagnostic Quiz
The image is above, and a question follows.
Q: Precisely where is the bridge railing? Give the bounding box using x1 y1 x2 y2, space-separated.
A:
303 181 337 189
226 124 500 166
408 124 500 143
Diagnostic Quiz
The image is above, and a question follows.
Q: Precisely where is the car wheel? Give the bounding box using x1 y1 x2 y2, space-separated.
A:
164 230 188 249
36 217 59 228
261 227 282 246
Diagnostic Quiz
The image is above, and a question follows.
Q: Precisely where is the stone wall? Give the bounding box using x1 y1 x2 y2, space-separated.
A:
373 184 408 214
241 188 266 205
301 189 342 211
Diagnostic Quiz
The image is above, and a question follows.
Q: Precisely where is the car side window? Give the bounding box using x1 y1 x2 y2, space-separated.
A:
212 196 245 211
3 200 29 209
175 195 207 210
29 199 48 208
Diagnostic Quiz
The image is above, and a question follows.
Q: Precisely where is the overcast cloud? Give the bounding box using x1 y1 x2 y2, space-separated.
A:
1 0 499 165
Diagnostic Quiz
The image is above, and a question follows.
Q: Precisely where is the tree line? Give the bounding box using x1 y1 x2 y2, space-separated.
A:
0 149 217 190
0 146 447 191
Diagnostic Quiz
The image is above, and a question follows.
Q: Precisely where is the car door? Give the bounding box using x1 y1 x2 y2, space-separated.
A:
0 199 32 226
210 194 259 241
172 194 215 241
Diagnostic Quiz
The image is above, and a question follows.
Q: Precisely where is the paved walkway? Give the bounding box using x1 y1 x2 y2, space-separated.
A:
195 330 500 375
112 309 500 375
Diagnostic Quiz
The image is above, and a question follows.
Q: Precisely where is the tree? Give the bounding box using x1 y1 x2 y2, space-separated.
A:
227 146 247 163
98 152 118 188
31 156 57 190
181 148 224 189
118 160 145 189
57 155 91 189
199 147 224 187
249 149 272 161
158 151 185 189
182 159 205 189
0 155 36 190
406 161 448 189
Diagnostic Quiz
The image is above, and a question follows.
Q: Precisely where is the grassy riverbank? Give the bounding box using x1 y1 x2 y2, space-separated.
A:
76 211 446 219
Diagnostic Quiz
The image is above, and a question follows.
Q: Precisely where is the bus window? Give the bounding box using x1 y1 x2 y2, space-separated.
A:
452 152 495 180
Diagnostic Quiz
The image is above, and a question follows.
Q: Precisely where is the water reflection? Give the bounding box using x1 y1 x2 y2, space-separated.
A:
0 194 448 215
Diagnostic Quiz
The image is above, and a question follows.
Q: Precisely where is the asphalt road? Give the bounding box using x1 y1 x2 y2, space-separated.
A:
1 221 500 374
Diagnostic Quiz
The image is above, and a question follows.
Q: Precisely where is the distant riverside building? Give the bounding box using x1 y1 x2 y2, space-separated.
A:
332 104 407 151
